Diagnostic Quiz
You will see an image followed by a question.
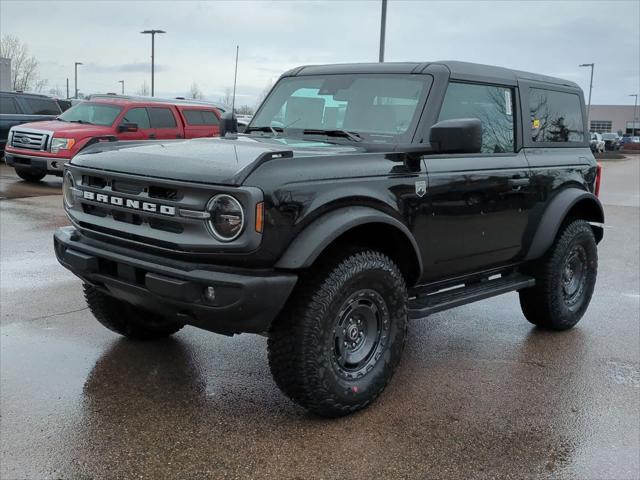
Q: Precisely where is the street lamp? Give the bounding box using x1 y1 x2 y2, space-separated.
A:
141 29 166 96
379 0 387 62
579 63 594 123
118 80 125 95
74 62 83 99
630 94 639 135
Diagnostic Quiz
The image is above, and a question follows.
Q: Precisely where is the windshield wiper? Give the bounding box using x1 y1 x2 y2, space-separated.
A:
245 125 283 135
302 129 362 142
68 119 93 125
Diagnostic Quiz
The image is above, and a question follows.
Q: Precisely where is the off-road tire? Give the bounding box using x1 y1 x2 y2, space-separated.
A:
268 249 408 417
519 219 597 330
84 284 185 339
16 169 46 183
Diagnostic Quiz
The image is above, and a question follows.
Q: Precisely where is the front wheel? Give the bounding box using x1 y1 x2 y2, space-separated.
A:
519 219 597 330
15 168 46 182
268 249 408 417
84 284 185 339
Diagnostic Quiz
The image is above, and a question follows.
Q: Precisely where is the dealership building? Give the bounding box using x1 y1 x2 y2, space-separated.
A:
588 105 639 135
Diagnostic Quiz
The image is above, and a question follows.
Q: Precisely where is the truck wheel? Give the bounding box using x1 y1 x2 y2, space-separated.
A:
84 284 185 339
268 249 407 417
519 219 597 330
16 169 46 182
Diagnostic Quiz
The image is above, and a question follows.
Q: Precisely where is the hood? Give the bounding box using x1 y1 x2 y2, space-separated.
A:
16 120 112 137
71 136 359 186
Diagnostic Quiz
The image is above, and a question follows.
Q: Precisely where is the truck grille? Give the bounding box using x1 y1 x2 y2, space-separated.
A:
11 130 49 151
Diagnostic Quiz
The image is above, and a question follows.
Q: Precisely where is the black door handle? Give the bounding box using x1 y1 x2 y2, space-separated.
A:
148 134 156 139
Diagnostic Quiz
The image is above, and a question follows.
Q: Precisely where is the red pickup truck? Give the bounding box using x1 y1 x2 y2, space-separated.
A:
4 95 225 182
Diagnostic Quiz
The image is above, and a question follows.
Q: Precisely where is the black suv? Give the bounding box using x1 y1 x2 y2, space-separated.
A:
54 61 604 417
0 91 62 154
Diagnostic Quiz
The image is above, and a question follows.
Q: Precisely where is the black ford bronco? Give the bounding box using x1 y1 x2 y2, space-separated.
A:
55 61 604 417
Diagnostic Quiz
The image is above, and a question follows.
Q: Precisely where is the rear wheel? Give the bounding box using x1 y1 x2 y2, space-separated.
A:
84 284 185 340
519 219 597 330
268 249 407 417
15 168 46 183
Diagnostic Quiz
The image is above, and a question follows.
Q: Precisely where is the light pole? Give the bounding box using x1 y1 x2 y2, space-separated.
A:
74 62 83 99
579 63 594 124
141 29 166 96
630 94 638 135
118 80 125 95
379 0 387 62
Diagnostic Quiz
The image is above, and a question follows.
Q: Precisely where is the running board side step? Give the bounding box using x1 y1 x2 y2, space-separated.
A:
408 273 535 319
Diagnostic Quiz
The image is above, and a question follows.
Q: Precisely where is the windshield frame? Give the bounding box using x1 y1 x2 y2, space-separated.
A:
57 102 124 127
247 73 433 146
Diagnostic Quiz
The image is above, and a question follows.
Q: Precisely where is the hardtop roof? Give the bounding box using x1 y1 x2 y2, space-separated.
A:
283 61 580 89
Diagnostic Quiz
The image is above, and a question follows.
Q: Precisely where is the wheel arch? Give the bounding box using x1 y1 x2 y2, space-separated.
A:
275 206 423 286
525 188 604 261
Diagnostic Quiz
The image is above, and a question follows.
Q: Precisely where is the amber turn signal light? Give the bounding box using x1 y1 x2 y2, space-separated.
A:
255 202 264 233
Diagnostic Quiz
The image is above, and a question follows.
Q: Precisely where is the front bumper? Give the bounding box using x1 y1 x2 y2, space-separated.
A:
54 227 298 335
5 152 68 176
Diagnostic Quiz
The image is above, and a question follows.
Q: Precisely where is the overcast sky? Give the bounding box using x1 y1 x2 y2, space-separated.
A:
1 0 639 106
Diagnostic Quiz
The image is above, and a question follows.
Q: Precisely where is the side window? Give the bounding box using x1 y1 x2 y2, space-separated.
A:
148 107 177 128
438 82 515 153
23 98 61 115
183 110 203 125
201 111 219 126
529 89 584 143
0 97 19 114
121 107 150 129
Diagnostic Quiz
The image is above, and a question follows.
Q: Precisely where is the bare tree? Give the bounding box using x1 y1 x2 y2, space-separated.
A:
136 81 150 96
188 82 204 100
0 35 44 91
236 105 254 115
219 86 232 106
48 84 64 97
255 80 273 109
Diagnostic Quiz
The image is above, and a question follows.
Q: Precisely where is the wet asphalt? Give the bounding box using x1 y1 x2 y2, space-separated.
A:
0 158 638 480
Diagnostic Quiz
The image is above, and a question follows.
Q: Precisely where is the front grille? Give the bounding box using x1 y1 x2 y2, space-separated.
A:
11 130 49 151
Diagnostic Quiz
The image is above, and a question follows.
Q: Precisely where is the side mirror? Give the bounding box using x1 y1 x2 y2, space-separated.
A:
429 118 482 154
118 122 138 133
219 112 238 138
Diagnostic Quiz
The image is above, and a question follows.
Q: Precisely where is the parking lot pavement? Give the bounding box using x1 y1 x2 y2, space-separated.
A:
1 157 638 479
0 163 63 200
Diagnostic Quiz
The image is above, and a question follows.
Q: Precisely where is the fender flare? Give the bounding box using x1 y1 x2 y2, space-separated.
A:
525 188 604 261
275 206 423 274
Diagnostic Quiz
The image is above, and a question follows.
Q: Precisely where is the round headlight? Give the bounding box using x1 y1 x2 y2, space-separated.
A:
206 194 245 241
63 170 75 208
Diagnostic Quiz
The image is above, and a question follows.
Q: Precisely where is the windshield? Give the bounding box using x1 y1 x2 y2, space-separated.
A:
249 74 432 143
601 133 617 140
58 102 123 126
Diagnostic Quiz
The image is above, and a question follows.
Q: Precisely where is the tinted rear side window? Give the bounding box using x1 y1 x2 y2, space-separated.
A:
438 82 514 153
529 89 584 143
148 107 177 128
183 109 220 126
0 97 18 114
23 97 61 115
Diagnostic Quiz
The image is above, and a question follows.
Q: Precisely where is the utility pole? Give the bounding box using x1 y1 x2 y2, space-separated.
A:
379 0 387 62
119 80 125 95
231 45 239 114
579 63 594 123
74 62 83 99
66 78 69 99
630 94 639 135
141 29 166 96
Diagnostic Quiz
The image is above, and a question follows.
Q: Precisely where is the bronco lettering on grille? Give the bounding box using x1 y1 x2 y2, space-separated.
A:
82 190 176 216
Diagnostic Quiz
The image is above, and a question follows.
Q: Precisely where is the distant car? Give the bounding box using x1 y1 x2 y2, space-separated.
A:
4 94 224 182
0 91 62 155
632 136 640 143
590 132 605 153
601 133 621 151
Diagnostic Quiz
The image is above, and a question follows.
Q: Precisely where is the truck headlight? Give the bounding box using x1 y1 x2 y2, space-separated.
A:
206 194 245 241
62 170 76 208
51 138 76 153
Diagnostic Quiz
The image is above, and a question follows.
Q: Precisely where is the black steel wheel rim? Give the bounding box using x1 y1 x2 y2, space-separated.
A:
562 244 587 306
331 289 390 379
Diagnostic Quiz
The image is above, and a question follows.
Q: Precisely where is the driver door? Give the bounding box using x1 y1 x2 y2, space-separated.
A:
117 107 154 140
